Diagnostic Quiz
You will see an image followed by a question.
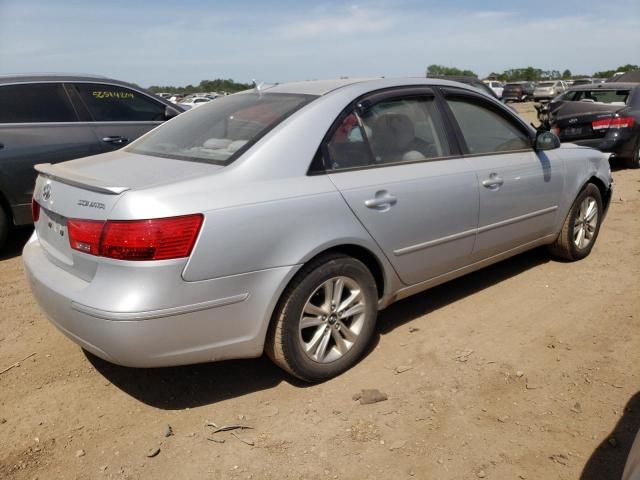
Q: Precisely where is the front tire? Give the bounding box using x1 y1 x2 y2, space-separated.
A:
266 253 378 382
548 184 603 261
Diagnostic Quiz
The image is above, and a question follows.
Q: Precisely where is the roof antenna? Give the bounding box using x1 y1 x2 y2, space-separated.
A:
252 79 263 97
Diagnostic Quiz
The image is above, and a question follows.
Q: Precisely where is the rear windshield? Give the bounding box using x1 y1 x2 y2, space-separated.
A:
537 82 555 87
129 92 315 165
567 89 630 105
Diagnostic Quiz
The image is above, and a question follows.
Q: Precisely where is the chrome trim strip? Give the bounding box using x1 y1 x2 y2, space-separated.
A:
71 293 249 321
392 206 557 257
477 206 558 234
393 228 476 256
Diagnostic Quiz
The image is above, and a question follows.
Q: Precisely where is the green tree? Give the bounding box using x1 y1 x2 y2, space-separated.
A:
148 78 251 95
426 64 477 78
592 64 639 79
562 69 572 79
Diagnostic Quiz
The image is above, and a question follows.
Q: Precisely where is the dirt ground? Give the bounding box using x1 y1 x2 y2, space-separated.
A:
1 103 639 479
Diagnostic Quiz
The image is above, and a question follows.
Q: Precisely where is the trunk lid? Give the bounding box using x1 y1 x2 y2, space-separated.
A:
36 150 221 192
552 102 627 142
33 151 221 280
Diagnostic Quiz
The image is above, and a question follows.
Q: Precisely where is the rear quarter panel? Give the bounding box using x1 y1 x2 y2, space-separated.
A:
181 175 398 288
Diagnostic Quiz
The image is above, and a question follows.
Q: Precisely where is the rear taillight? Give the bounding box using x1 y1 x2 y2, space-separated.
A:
67 219 103 255
67 214 203 261
551 127 560 136
31 198 40 222
101 215 203 261
592 116 636 130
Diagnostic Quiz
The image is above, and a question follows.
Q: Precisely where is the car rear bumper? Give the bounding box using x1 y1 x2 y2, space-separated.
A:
568 134 636 157
23 233 298 368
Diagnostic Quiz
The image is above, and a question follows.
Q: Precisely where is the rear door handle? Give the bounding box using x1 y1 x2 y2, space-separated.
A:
482 173 504 189
101 136 129 145
365 191 397 211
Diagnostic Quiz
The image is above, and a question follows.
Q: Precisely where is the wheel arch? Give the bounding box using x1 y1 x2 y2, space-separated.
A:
585 175 611 212
301 243 387 299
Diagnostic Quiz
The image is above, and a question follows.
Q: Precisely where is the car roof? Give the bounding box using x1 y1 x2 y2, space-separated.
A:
0 73 143 90
260 77 486 97
569 82 639 91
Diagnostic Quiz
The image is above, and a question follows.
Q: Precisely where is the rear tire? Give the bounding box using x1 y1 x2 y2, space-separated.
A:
266 253 378 382
548 183 603 261
624 137 640 169
0 205 8 251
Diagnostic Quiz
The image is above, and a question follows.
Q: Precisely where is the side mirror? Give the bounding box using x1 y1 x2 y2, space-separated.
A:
164 106 180 120
535 130 561 151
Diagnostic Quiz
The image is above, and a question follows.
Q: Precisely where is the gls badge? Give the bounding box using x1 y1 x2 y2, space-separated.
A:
77 200 106 210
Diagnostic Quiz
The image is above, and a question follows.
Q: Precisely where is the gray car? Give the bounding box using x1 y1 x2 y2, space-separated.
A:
0 74 183 248
23 78 612 382
533 80 568 100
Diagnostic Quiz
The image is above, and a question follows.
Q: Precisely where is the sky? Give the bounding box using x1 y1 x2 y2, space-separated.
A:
0 0 639 87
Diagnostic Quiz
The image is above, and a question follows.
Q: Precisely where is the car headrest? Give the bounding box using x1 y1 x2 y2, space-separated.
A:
370 113 416 155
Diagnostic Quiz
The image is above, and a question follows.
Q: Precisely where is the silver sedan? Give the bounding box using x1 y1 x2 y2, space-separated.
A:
24 78 612 381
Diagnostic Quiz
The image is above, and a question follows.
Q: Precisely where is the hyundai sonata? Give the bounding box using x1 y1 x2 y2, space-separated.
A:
24 78 612 381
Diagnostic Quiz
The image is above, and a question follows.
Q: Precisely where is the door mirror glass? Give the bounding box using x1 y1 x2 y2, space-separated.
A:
535 131 561 150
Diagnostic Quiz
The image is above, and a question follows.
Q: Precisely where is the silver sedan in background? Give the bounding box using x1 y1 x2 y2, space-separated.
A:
24 78 612 382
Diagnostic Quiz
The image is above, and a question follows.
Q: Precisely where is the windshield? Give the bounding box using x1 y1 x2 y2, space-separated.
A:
129 92 315 165
538 82 555 87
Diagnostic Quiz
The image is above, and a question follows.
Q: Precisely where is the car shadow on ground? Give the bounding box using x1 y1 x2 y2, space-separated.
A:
89 247 550 410
581 391 640 480
0 227 33 261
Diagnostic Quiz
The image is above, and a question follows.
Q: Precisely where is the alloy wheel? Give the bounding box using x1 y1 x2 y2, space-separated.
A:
573 196 599 249
298 276 366 363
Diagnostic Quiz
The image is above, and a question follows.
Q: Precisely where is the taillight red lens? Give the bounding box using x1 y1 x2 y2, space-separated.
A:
610 116 635 128
100 215 203 260
592 116 635 130
67 214 203 261
31 199 40 222
67 219 104 255
591 118 611 130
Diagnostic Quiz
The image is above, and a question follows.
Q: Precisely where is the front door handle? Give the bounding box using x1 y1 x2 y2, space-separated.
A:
101 136 129 145
482 173 504 189
365 191 397 211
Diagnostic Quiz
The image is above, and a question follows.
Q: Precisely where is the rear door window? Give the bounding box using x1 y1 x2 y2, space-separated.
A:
73 83 166 122
326 96 450 170
0 83 77 123
446 97 531 154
